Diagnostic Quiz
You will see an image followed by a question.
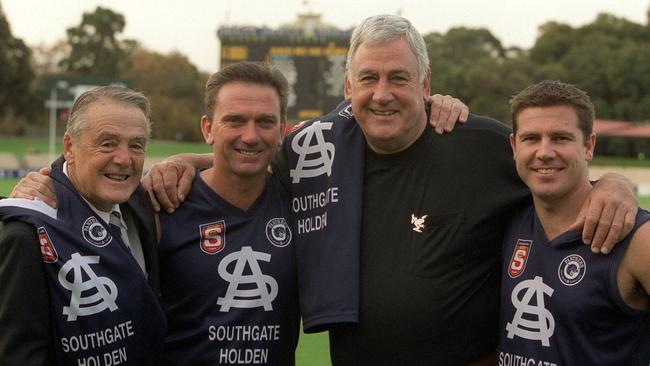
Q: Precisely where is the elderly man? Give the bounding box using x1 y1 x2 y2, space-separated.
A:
0 86 165 365
142 15 637 366
499 80 650 365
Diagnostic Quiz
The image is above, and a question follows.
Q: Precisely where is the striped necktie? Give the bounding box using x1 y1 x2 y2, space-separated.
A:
109 211 130 251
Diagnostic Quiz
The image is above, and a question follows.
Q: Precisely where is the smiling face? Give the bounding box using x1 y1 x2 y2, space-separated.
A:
344 36 430 154
64 99 148 211
201 82 285 183
510 104 595 205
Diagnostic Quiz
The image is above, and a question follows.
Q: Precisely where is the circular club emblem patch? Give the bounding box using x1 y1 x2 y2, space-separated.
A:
82 216 113 247
266 218 292 247
558 254 586 286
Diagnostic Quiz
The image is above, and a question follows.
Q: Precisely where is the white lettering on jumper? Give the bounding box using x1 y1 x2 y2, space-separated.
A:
291 187 339 213
218 348 268 364
498 351 557 366
208 324 281 341
61 320 134 352
76 347 127 366
296 212 327 234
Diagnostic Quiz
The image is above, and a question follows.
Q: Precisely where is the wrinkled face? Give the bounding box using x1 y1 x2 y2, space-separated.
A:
344 36 430 154
510 105 595 204
64 100 148 211
201 82 285 181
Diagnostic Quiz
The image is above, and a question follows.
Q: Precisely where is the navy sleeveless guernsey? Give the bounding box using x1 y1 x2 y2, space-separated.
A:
158 173 299 365
275 100 364 332
498 206 650 365
0 169 166 365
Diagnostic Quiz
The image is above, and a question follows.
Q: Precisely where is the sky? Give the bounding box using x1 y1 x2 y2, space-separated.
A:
2 0 649 73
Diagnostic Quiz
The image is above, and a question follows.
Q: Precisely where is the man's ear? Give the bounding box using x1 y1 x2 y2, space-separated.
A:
422 69 431 96
585 132 596 161
200 116 214 145
343 72 352 101
63 133 74 163
509 133 517 160
279 118 288 139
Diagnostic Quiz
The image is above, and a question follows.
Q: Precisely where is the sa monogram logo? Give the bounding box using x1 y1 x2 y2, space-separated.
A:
217 246 278 312
58 253 119 321
200 221 226 254
508 239 532 278
37 227 58 263
506 276 555 347
289 121 335 183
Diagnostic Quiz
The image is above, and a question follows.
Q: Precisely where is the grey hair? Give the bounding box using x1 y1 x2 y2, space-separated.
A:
346 14 430 82
66 85 152 139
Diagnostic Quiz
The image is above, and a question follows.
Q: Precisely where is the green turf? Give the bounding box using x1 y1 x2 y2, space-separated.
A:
0 179 18 197
0 136 210 159
639 195 650 210
296 331 331 365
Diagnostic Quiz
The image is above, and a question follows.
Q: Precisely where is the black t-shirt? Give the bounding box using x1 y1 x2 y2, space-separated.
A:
329 115 529 366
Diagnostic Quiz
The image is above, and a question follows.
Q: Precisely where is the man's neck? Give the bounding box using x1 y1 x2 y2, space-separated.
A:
200 167 266 212
533 182 592 241
365 115 427 155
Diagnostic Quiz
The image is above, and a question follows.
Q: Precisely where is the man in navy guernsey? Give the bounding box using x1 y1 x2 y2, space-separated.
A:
0 86 166 364
500 80 650 365
157 62 299 365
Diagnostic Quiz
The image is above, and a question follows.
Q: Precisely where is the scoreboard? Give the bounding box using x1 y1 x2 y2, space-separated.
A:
218 26 352 122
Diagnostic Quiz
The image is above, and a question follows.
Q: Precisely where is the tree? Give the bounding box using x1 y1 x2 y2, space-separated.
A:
0 2 37 133
425 27 542 123
59 6 136 79
121 48 208 141
31 40 68 75
529 14 650 122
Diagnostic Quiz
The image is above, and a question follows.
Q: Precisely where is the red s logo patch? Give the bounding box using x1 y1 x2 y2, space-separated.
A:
38 227 58 263
508 239 532 278
199 221 225 254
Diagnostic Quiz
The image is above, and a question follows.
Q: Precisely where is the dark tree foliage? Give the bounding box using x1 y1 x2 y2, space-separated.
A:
59 6 136 79
424 13 650 125
0 2 37 130
529 14 650 122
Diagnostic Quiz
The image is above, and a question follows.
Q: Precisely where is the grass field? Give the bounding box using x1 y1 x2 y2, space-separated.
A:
0 136 211 159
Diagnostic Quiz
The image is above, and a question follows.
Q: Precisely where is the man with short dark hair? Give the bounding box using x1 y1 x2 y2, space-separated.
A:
0 86 166 365
158 61 300 365
499 80 650 365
